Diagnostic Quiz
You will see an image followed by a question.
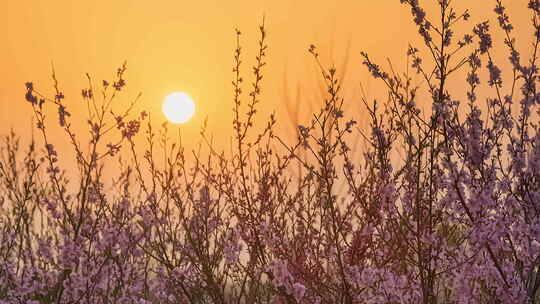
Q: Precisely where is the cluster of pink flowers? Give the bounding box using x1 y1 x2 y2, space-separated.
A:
3 0 540 303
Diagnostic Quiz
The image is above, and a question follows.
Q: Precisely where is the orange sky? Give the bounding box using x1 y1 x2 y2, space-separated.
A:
0 1 534 152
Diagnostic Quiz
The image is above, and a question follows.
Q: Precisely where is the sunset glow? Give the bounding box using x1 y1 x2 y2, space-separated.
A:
162 92 195 124
2 1 539 302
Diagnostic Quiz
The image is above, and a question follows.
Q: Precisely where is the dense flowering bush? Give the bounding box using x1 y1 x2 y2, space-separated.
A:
1 0 540 303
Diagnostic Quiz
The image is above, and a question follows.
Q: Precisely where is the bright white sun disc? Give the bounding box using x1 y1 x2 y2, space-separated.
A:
162 92 195 124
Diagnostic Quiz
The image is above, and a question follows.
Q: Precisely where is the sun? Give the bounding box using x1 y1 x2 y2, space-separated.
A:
162 92 196 124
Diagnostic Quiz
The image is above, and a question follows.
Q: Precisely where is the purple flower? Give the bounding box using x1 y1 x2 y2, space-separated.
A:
487 60 502 86
292 282 306 301
529 0 540 13
473 21 492 53
25 90 37 104
57 104 70 127
412 56 422 72
122 120 140 138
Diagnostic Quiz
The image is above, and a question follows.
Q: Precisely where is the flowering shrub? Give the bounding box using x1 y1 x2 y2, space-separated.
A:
2 0 540 303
